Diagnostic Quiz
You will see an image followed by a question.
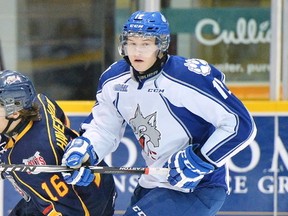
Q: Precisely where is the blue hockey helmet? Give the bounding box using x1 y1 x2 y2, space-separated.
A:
0 70 36 116
119 10 170 55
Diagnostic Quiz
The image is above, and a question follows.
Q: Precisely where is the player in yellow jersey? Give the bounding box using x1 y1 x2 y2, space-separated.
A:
0 70 116 216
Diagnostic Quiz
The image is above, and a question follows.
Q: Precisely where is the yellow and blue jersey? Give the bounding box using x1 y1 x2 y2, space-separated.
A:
1 94 116 216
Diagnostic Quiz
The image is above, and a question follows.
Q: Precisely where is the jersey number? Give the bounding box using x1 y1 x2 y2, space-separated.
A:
41 175 68 201
41 173 101 201
212 78 231 99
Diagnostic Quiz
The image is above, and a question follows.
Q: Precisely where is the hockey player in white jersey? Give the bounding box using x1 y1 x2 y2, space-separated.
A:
61 11 257 216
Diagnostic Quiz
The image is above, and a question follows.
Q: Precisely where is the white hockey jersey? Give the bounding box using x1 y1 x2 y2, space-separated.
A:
81 55 257 192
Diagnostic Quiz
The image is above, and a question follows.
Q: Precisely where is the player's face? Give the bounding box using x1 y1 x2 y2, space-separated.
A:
125 36 159 73
0 107 21 133
0 107 8 133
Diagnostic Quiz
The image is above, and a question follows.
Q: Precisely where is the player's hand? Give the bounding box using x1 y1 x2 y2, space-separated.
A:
61 137 98 186
62 167 95 186
167 146 214 189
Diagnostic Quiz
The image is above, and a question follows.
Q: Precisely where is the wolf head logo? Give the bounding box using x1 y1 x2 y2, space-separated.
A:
129 104 161 149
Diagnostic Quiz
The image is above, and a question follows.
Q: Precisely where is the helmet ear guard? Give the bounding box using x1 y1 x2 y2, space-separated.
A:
155 35 170 52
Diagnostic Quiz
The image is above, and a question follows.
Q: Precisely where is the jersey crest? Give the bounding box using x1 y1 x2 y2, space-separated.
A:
23 151 46 165
129 104 161 160
184 58 211 76
22 151 47 174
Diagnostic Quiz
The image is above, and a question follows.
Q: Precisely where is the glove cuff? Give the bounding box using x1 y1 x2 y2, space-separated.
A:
79 136 98 165
193 145 217 169
186 147 215 171
87 144 98 165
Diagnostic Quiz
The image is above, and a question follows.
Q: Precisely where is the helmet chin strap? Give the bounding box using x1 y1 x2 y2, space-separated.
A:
2 116 24 137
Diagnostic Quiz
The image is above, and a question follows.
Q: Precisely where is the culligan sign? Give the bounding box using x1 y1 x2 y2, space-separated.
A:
195 17 271 46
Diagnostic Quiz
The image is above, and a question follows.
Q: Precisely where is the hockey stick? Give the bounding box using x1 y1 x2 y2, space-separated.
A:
0 164 169 175
0 39 4 70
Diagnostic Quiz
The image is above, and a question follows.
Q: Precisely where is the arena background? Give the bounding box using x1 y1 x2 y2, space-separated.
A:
0 0 288 215
1 101 288 216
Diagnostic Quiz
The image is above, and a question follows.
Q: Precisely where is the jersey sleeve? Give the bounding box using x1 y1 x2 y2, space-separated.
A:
80 61 129 161
176 59 257 167
36 93 70 127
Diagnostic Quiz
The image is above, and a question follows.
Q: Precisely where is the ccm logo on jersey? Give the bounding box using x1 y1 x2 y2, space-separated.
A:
148 88 164 93
132 205 147 216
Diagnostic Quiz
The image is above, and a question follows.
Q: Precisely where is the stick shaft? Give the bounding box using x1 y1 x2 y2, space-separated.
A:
0 40 4 70
0 164 169 175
